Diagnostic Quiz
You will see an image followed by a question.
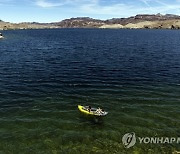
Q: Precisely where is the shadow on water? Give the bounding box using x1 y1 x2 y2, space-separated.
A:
78 112 105 126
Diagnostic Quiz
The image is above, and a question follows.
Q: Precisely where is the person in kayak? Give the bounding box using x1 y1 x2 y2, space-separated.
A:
96 107 103 114
88 106 91 112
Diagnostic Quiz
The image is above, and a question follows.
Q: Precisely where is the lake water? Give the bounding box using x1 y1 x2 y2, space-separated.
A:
0 29 180 153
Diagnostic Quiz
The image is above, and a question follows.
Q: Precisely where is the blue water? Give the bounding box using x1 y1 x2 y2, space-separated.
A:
0 29 180 153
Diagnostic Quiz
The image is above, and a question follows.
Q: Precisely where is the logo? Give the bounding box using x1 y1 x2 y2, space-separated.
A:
122 132 136 148
122 132 180 149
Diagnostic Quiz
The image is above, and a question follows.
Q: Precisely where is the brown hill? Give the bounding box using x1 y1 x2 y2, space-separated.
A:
54 17 104 28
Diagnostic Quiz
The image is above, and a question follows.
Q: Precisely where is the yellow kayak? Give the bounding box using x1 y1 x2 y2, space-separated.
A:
78 105 108 116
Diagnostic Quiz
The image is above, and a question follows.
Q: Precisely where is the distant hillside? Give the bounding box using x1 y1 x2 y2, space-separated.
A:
1 13 180 30
53 14 180 29
105 13 180 25
0 21 58 30
54 17 105 28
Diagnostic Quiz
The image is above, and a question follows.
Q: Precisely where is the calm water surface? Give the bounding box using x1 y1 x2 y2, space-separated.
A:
0 29 180 153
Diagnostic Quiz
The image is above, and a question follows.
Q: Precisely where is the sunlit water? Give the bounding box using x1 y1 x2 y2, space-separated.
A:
0 29 180 153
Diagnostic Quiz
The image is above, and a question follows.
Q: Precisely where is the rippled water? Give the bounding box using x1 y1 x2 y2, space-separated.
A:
0 29 180 153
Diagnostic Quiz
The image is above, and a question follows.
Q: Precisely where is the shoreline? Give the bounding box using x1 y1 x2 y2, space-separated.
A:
1 27 179 31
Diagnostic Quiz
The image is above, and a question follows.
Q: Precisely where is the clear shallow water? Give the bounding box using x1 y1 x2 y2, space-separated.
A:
0 29 180 153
